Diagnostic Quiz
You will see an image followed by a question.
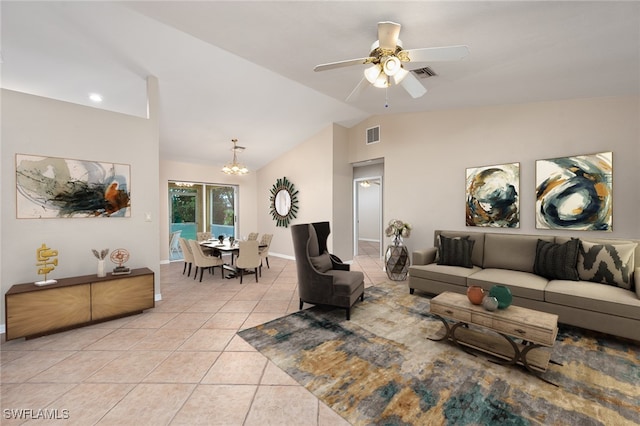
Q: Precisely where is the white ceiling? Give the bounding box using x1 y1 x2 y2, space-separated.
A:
2 1 639 171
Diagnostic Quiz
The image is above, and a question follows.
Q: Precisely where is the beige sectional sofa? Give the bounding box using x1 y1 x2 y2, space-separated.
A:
409 230 640 342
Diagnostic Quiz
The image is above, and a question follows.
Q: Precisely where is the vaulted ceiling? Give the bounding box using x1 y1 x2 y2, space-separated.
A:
2 1 638 171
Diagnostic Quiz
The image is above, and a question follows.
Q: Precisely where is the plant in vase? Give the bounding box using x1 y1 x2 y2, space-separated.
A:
91 248 109 277
385 219 412 246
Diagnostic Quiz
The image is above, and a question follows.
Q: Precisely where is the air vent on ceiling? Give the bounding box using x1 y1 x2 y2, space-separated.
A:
411 66 438 79
366 126 380 145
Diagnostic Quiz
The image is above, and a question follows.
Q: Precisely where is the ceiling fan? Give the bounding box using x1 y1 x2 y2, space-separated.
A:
314 21 469 101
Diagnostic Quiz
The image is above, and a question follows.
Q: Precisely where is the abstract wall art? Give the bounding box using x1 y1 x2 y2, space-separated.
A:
466 162 519 228
16 154 131 218
535 152 612 231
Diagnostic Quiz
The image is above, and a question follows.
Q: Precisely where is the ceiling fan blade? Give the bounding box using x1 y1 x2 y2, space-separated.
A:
400 72 427 99
346 77 370 102
401 45 469 63
314 57 372 72
377 21 401 51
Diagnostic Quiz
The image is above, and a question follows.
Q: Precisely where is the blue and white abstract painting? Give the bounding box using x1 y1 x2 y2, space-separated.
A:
535 152 612 231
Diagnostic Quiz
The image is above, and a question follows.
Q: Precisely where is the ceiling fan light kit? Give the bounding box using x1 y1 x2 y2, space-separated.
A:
314 21 469 102
221 138 249 175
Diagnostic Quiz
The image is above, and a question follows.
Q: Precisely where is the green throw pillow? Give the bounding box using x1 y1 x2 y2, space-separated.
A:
577 241 637 290
437 235 475 268
533 238 580 281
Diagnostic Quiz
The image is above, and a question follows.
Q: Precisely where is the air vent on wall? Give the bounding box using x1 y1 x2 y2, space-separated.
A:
366 126 380 145
411 66 438 79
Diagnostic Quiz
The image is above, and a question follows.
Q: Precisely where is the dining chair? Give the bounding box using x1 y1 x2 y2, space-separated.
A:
169 230 182 258
196 232 212 241
247 232 259 241
178 238 194 277
235 240 261 283
188 239 225 282
259 233 273 269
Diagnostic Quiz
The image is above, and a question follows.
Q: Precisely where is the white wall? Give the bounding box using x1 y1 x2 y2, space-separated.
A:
158 159 258 262
348 96 640 255
1 82 160 330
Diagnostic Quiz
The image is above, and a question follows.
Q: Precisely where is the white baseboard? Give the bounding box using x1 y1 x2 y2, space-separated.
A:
270 252 295 261
155 293 162 302
358 238 380 243
0 324 5 335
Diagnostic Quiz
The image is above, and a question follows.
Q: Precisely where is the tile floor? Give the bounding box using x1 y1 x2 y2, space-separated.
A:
1 243 389 425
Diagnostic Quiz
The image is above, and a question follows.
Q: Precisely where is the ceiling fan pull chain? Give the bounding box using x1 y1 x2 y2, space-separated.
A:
385 86 389 108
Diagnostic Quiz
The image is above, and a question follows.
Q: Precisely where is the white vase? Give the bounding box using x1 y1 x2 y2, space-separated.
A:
97 260 106 277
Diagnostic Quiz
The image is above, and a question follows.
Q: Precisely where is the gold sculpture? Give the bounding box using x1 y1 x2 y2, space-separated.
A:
35 243 58 286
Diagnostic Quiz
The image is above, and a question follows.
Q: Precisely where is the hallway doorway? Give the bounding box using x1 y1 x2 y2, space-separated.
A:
353 160 384 258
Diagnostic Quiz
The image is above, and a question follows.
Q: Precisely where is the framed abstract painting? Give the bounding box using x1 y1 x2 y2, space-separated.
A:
535 152 612 231
466 162 520 228
16 154 131 218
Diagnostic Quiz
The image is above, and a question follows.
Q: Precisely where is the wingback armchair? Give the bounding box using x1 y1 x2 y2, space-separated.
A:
291 222 364 320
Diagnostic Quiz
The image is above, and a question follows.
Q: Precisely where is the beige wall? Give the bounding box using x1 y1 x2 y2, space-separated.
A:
256 124 336 258
348 96 640 255
158 159 258 262
1 82 160 330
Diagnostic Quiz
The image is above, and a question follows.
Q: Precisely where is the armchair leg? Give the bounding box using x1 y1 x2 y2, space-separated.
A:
188 263 192 277
266 257 270 268
360 293 364 301
346 307 350 321
199 268 205 282
254 268 259 282
183 262 187 275
299 299 304 310
193 266 198 280
240 269 244 284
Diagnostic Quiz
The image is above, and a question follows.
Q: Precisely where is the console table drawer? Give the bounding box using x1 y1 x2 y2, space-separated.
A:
430 303 471 322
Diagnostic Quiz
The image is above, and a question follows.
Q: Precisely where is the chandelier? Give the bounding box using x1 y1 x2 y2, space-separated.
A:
221 138 249 175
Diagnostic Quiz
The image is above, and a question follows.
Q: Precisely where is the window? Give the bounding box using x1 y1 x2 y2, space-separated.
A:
169 181 238 260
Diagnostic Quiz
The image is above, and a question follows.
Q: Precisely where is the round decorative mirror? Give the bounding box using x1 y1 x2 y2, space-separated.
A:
270 177 299 227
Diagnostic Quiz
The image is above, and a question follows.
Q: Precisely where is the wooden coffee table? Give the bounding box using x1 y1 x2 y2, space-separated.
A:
429 291 561 386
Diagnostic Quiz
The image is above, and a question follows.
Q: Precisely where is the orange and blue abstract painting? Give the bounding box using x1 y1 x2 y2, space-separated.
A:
535 152 612 231
465 162 520 228
16 154 130 218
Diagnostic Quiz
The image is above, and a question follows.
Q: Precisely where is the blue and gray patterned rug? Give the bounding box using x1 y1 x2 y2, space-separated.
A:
238 283 639 425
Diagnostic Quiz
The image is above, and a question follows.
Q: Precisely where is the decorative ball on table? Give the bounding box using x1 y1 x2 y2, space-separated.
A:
467 286 485 305
489 285 513 309
482 295 500 311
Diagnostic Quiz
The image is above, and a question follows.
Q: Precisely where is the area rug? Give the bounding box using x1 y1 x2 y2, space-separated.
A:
238 283 640 425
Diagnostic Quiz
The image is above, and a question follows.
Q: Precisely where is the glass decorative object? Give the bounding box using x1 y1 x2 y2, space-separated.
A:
489 285 513 309
467 286 485 305
385 243 410 281
482 295 499 311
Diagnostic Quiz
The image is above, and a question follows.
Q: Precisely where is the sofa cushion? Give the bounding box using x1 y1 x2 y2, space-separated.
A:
483 233 554 273
577 240 637 290
435 231 485 267
467 268 548 301
437 236 475 268
545 280 640 320
310 252 332 273
409 264 482 287
533 238 579 281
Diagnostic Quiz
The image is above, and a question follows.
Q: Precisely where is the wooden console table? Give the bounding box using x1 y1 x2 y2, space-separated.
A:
429 291 560 386
5 267 154 340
